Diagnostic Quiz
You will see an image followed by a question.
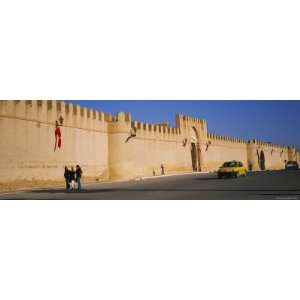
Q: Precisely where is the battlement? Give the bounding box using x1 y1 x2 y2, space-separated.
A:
0 100 108 131
205 133 291 150
130 119 182 141
176 113 206 124
1 100 297 153
207 132 247 145
109 111 132 123
175 113 207 129
106 110 183 141
248 138 289 150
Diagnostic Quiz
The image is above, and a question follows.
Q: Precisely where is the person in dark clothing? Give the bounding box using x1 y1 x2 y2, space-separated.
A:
70 167 76 190
161 164 165 175
75 165 83 190
64 166 70 190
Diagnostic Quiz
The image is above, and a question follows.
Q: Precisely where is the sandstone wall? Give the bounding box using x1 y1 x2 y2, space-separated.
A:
107 113 192 180
255 141 288 170
204 134 289 171
205 134 248 170
0 100 299 185
0 101 109 182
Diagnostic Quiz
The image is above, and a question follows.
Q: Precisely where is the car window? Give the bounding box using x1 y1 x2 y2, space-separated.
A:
222 161 238 167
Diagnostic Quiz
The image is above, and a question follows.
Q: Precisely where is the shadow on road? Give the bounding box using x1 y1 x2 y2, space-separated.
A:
193 177 220 181
192 177 249 181
29 188 300 194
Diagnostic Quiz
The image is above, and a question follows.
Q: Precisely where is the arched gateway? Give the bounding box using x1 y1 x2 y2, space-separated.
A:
190 127 202 172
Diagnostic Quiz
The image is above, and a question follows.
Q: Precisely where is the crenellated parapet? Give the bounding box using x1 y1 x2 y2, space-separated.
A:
254 139 289 150
60 102 107 131
249 139 292 160
0 100 108 132
175 113 208 141
107 111 132 134
129 120 182 142
205 135 292 152
1 100 300 183
176 113 207 129
106 111 184 142
207 132 247 145
176 114 206 127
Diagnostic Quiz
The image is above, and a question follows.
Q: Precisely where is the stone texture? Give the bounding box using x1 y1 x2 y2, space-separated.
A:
0 100 299 184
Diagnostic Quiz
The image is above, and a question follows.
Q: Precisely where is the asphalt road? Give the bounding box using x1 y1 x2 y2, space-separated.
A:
1 170 300 200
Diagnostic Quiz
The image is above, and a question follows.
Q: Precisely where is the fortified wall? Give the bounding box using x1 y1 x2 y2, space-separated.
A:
0 100 299 183
0 100 109 182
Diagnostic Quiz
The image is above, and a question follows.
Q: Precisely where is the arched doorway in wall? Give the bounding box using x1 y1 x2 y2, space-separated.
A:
259 150 266 170
191 143 198 171
190 127 201 172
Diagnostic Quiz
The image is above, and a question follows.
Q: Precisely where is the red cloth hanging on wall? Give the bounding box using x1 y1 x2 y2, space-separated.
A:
54 127 62 151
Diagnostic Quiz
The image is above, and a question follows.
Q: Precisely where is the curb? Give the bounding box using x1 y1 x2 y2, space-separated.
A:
0 172 211 196
136 171 210 181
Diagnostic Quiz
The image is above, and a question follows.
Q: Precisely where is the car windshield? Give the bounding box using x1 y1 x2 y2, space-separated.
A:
222 161 238 167
287 161 297 165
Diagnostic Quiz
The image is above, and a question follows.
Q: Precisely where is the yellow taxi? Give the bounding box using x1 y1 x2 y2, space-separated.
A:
217 161 247 179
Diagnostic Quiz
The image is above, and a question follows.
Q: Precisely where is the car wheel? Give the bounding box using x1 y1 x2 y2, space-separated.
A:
218 174 223 179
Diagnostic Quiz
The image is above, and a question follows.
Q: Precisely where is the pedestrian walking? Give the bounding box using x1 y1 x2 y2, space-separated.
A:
70 167 76 190
64 166 70 191
76 165 83 191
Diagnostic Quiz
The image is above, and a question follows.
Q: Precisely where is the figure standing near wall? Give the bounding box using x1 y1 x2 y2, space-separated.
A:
70 167 76 190
161 164 165 175
76 165 83 191
64 166 70 191
248 163 253 171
